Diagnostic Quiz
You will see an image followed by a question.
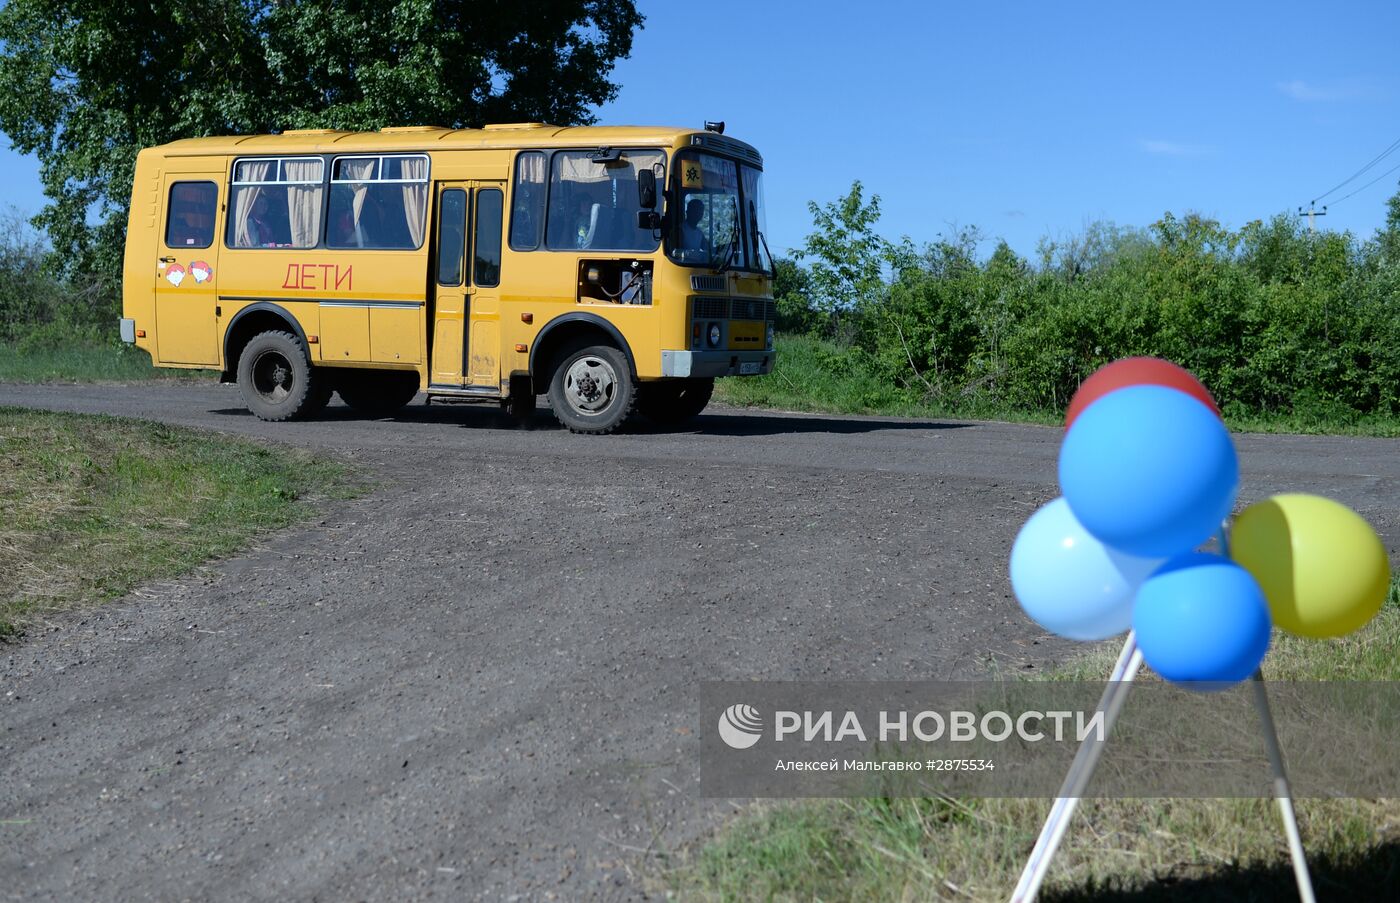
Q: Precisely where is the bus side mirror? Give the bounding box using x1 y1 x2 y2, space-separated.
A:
637 170 657 209
637 211 662 230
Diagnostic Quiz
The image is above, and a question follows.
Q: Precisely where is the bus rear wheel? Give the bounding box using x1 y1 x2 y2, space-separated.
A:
547 343 635 434
637 378 715 424
336 371 420 416
237 330 325 422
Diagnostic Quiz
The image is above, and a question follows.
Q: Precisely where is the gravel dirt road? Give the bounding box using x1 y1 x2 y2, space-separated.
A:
2 382 1396 901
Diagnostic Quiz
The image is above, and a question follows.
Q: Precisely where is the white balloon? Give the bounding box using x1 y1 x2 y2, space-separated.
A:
1010 497 1164 641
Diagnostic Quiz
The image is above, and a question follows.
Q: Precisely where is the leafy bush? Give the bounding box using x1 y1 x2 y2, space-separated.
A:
783 182 1400 423
0 208 64 342
0 206 123 347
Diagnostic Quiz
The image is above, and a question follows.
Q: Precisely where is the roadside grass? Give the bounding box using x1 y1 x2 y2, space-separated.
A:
664 581 1400 901
0 407 354 639
0 342 213 383
716 334 1400 437
7 334 1400 438
714 334 1056 427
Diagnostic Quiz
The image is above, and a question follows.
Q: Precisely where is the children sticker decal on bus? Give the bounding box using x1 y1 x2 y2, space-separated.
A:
190 261 212 283
165 263 186 286
682 162 704 188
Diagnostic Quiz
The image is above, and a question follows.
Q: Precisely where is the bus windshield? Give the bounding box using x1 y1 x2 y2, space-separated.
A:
668 150 772 273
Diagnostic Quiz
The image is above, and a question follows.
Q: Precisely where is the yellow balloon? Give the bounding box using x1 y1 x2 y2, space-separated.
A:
1231 494 1391 639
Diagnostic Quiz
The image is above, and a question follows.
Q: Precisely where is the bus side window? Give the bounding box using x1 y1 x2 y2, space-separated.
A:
474 189 503 288
509 151 546 250
328 155 430 250
227 157 323 249
437 189 467 286
166 182 217 249
544 150 664 252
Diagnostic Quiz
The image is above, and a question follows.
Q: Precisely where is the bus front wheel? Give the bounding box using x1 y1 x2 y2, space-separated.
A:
547 343 635 434
237 330 326 422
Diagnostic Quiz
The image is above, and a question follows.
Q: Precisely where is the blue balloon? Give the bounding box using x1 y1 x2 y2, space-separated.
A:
1133 552 1271 689
1010 498 1165 641
1059 384 1238 558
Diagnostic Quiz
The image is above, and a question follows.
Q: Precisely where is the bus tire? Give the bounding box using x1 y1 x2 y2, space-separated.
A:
547 343 635 434
237 330 323 422
336 371 420 416
637 378 715 424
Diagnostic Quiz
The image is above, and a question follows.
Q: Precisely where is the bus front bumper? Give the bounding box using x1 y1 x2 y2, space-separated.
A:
660 350 774 378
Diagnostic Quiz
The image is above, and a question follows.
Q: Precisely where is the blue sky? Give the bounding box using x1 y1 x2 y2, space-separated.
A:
599 0 1400 257
4 0 1399 259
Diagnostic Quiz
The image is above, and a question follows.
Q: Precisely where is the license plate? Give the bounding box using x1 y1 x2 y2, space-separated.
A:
739 362 761 375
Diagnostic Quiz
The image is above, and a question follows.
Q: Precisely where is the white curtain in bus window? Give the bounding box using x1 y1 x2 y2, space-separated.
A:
283 159 324 248
545 150 663 251
230 160 271 247
334 158 376 248
400 157 428 247
329 155 428 250
228 157 322 249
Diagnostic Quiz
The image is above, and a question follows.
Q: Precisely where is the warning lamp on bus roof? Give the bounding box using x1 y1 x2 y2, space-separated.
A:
704 121 725 135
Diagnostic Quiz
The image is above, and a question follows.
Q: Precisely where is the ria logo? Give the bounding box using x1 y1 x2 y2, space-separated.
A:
718 704 763 749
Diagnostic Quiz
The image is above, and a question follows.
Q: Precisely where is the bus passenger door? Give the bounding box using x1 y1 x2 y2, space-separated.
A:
154 176 222 365
430 184 469 385
466 182 506 389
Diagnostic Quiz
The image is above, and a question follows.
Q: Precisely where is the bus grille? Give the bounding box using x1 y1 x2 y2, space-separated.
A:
693 298 729 319
730 298 769 321
690 275 727 292
690 297 777 321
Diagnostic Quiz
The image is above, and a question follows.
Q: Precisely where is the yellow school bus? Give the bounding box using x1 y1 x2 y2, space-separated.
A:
120 122 775 433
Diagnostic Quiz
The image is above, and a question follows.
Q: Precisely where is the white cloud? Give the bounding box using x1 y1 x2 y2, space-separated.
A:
1277 78 1374 102
1139 139 1211 157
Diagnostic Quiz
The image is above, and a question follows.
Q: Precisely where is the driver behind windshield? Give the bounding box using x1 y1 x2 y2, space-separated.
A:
679 198 709 254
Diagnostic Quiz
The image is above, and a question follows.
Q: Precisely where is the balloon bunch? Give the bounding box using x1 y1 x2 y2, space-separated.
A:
1011 357 1392 689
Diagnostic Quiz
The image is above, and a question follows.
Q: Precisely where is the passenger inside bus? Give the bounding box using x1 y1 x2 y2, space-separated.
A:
230 188 294 248
328 184 420 249
571 196 600 249
244 194 276 247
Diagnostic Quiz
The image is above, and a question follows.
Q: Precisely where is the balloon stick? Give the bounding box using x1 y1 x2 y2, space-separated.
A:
1250 671 1316 903
1010 631 1143 903
1219 521 1316 903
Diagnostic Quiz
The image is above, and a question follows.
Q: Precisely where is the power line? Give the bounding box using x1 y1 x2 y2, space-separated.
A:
1311 134 1400 204
1326 159 1400 207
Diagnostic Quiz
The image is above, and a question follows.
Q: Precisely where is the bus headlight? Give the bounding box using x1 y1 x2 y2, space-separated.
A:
707 323 722 348
766 323 775 349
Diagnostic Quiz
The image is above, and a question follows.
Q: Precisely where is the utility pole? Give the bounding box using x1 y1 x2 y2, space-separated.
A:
1298 203 1328 234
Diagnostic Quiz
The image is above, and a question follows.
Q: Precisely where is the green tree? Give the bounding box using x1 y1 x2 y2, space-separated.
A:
0 0 644 314
872 229 981 399
794 180 887 339
1377 183 1400 265
0 207 62 341
771 256 820 334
